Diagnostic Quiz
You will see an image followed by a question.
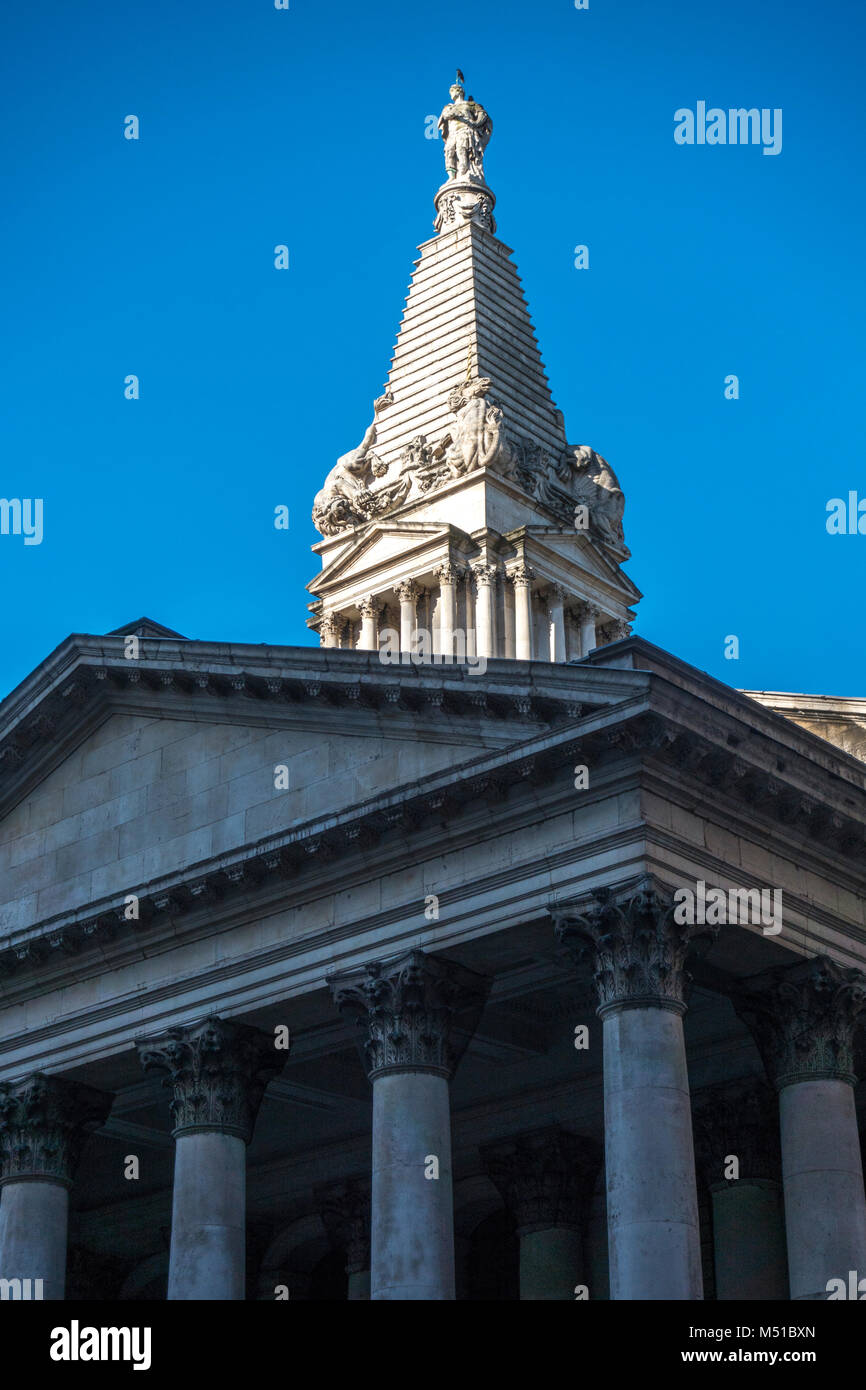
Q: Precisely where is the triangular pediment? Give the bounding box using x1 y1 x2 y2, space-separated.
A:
524 528 643 603
310 520 459 594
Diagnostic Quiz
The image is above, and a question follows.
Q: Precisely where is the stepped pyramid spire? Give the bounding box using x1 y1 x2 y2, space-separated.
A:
308 74 641 663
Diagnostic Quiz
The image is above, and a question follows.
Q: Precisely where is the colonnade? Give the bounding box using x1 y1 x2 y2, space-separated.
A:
2 895 866 1301
318 562 628 662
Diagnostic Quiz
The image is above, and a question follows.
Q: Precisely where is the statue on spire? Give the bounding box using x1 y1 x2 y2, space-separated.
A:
438 72 492 183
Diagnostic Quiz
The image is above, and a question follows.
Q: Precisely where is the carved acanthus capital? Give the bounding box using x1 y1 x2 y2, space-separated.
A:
0 1073 112 1187
395 579 420 605
552 877 717 1014
471 562 498 588
317 1177 371 1274
320 612 344 645
734 955 866 1089
578 602 601 624
508 564 534 589
329 949 490 1081
136 1015 285 1142
434 561 460 586
358 594 379 621
483 1127 601 1234
692 1078 780 1187
544 583 568 607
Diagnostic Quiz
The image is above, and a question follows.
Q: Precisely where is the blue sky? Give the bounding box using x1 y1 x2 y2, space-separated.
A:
2 0 864 698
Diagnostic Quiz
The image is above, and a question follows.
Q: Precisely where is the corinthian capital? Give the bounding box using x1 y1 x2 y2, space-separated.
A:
0 1073 112 1187
358 594 379 620
552 877 717 1014
483 1127 601 1233
508 564 534 588
434 561 460 585
320 612 344 645
329 948 490 1081
395 579 420 605
734 955 866 1089
136 1015 285 1142
471 562 498 588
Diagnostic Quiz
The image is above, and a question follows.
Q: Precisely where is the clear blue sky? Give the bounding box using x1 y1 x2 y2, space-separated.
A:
2 0 864 698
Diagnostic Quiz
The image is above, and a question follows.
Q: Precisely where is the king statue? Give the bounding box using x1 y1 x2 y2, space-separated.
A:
438 72 493 183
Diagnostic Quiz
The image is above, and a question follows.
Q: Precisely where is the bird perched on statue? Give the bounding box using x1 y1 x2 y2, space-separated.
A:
456 68 465 85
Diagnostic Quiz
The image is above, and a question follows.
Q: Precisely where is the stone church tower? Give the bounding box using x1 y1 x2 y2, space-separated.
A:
308 74 641 662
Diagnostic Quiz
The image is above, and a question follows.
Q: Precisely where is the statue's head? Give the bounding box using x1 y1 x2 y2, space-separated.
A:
449 83 465 101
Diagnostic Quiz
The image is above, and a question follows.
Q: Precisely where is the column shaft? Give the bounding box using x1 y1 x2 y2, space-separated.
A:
603 1005 703 1299
371 1071 454 1300
168 1131 246 1300
473 568 495 660
519 1225 583 1300
512 571 533 660
579 605 598 656
0 1180 68 1300
781 1079 866 1299
710 1180 787 1300
438 578 456 657
548 590 566 663
396 581 418 653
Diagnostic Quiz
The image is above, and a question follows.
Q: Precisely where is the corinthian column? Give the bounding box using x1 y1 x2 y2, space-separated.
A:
546 585 567 663
395 579 419 654
484 1127 601 1299
693 1078 788 1300
578 602 600 657
137 1015 284 1300
510 565 534 661
320 612 343 649
553 878 716 1300
0 1074 112 1300
330 949 490 1300
318 1177 371 1300
434 562 458 658
736 956 866 1300
472 564 496 661
358 595 379 652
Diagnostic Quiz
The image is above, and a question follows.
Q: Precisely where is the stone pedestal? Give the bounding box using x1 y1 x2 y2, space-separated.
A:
0 1073 112 1301
331 949 489 1301
554 878 715 1300
433 177 496 236
484 1127 601 1300
137 1014 284 1301
737 956 866 1300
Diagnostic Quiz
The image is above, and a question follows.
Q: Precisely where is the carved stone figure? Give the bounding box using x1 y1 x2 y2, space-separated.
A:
311 407 410 535
438 79 492 183
567 445 626 545
430 377 521 477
